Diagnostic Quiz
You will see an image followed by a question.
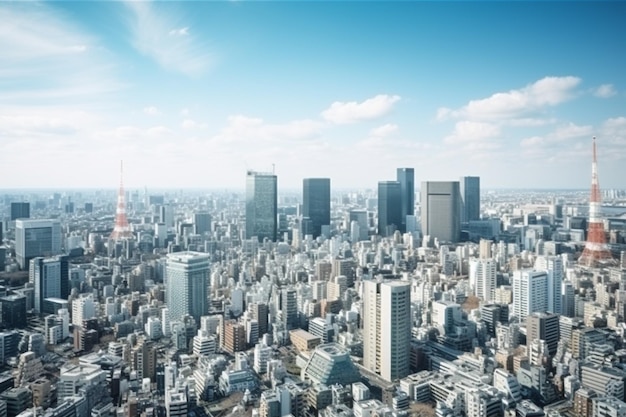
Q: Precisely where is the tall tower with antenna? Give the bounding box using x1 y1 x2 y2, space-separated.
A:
578 137 614 267
110 161 134 240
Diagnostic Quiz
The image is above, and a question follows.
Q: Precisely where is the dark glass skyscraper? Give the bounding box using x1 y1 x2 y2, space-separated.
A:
396 168 414 233
377 181 402 237
246 171 278 242
10 202 30 221
302 178 331 238
460 176 481 223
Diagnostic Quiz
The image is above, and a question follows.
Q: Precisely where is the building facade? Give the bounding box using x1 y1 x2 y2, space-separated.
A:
396 168 415 233
378 181 402 237
165 252 210 323
15 219 62 270
246 171 278 242
302 178 330 239
421 181 461 243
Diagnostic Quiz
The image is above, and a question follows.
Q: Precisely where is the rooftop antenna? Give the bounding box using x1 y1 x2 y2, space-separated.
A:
272 163 275 174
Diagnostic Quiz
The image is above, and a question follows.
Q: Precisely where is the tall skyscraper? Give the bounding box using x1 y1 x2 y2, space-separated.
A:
362 280 410 382
165 252 210 323
30 255 69 314
246 171 278 242
10 202 30 221
15 219 62 270
302 178 330 239
460 176 480 223
396 168 414 233
377 181 402 237
512 269 548 319
193 212 212 236
420 181 461 243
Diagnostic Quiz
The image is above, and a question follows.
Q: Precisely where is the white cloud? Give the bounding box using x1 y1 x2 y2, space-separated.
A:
438 76 581 121
370 123 398 137
125 2 214 76
212 115 324 144
444 121 500 144
593 84 617 98
143 106 161 115
181 119 207 129
321 94 400 124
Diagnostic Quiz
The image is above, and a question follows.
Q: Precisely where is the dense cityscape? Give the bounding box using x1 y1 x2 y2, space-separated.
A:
0 138 625 417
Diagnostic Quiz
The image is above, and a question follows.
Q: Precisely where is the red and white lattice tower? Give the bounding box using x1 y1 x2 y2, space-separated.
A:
110 161 134 240
578 137 614 267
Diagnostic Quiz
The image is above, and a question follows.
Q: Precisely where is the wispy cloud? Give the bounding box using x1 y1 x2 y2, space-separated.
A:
181 119 207 129
0 3 122 103
125 2 214 76
437 76 581 121
592 84 617 98
321 94 401 124
143 106 161 116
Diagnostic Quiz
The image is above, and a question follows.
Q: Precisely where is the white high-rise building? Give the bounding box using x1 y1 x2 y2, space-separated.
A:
534 255 563 314
165 252 210 323
72 294 96 326
363 280 411 382
162 308 171 337
469 258 496 302
192 330 216 357
512 269 548 320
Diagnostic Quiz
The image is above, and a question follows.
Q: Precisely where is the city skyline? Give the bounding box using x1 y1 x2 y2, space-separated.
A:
1 2 625 189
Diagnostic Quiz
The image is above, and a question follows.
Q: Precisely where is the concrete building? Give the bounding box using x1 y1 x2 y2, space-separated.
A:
363 280 411 382
512 269 548 320
396 168 415 233
421 181 461 243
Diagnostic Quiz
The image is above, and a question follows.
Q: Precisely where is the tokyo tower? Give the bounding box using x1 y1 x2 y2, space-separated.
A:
110 160 134 240
578 137 614 267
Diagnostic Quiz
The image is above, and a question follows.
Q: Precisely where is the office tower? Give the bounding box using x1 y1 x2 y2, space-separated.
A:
193 212 212 235
469 258 496 302
10 202 30 221
512 269 548 319
420 181 461 243
0 295 27 328
280 287 298 330
362 280 410 382
15 219 62 270
562 281 576 318
535 256 563 314
377 181 402 237
30 255 69 314
246 171 278 242
480 304 509 337
302 178 331 239
165 252 210 323
460 176 480 223
526 312 559 357
579 137 615 267
396 168 414 233
110 161 134 241
250 302 269 336
159 205 174 229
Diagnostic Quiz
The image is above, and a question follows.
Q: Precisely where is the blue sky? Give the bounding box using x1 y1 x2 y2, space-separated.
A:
1 1 625 190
